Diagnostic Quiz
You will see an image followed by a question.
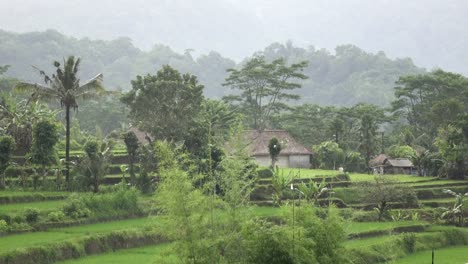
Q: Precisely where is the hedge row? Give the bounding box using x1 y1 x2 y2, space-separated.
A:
0 230 167 264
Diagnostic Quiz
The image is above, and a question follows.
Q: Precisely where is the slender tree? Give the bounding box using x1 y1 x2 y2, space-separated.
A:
30 120 59 188
223 56 308 130
0 135 15 189
268 137 282 168
14 56 105 189
122 131 139 185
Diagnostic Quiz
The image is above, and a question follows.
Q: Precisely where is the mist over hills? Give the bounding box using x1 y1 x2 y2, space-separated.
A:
0 29 425 106
0 0 467 75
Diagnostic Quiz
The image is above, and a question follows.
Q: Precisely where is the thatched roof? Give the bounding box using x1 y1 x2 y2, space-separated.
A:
245 130 312 155
385 158 414 168
127 127 153 145
369 154 414 168
369 154 389 167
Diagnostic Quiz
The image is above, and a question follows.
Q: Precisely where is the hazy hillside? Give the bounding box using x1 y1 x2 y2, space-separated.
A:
0 30 424 106
0 0 467 75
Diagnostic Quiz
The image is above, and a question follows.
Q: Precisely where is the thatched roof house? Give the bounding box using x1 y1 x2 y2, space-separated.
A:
127 127 153 145
245 130 312 168
369 154 414 175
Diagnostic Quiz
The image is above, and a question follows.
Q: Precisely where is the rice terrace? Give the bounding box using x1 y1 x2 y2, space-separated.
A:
0 1 468 263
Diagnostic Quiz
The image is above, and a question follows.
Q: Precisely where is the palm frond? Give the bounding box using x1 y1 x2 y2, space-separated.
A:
14 82 48 93
75 73 106 98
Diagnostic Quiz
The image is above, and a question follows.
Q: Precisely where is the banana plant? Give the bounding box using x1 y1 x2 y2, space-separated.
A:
298 178 329 205
440 189 468 226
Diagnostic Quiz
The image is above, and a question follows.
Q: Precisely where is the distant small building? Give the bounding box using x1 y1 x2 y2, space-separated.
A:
245 130 312 168
127 127 153 145
369 154 415 175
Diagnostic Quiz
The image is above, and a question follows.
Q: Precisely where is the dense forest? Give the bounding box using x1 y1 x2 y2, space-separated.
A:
0 29 423 106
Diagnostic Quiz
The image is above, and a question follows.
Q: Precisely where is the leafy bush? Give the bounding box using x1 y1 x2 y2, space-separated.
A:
62 194 92 219
47 210 66 222
24 208 40 223
257 168 274 178
0 219 8 232
12 214 25 224
0 213 12 224
400 233 416 253
351 210 379 222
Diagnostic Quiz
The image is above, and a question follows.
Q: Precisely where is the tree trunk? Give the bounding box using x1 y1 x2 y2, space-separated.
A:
0 171 5 189
42 165 47 187
129 155 135 186
65 105 71 190
93 174 99 193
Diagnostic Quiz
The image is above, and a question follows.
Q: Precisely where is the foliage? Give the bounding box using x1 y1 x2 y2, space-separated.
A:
268 137 282 168
298 178 330 205
24 208 40 223
223 56 308 129
121 65 204 142
62 194 92 219
47 210 65 222
77 140 113 192
392 70 468 144
440 189 468 226
314 141 345 170
122 131 139 185
271 168 292 206
435 123 468 179
14 55 106 189
29 119 59 187
360 176 418 221
0 135 16 189
0 93 58 155
387 145 416 159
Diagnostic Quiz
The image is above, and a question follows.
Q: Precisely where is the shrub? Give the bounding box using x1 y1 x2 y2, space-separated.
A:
12 214 25 224
443 229 467 245
0 219 8 233
47 210 66 222
0 213 12 224
258 168 274 178
351 210 379 222
62 194 92 219
24 208 40 223
4 165 23 178
400 233 416 253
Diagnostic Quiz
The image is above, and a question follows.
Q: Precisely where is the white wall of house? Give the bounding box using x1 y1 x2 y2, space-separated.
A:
253 154 310 168
289 155 311 168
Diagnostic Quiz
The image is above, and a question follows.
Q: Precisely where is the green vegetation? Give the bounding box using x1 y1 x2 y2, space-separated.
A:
394 245 468 264
58 244 172 264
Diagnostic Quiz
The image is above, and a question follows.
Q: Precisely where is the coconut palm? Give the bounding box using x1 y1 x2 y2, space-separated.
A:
14 56 105 189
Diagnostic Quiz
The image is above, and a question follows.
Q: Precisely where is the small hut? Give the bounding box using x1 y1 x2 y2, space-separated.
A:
369 154 415 175
245 130 312 168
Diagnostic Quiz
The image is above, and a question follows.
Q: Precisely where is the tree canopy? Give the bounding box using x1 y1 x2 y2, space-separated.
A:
121 65 204 141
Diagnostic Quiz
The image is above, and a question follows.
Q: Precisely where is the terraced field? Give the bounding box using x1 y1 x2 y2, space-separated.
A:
1 168 466 264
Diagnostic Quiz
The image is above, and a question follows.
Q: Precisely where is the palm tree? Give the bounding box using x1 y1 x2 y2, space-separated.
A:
14 56 105 189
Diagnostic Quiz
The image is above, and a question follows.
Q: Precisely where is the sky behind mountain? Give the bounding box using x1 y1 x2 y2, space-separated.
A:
0 0 467 74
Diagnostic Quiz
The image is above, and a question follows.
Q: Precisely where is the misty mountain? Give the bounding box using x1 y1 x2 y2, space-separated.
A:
0 0 467 75
0 29 426 106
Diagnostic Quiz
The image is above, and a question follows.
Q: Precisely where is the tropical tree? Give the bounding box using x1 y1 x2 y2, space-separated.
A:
0 135 15 189
80 140 112 193
314 141 345 170
298 178 329 205
14 56 105 189
122 131 139 185
361 176 418 221
29 120 59 188
121 65 204 142
440 189 468 227
268 137 282 168
223 56 308 130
